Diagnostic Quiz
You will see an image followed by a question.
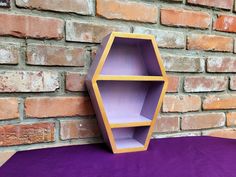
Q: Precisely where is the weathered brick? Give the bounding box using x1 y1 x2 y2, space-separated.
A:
0 98 19 120
91 46 98 60
25 96 94 118
167 75 180 93
226 112 236 126
162 54 204 72
0 13 64 39
0 43 19 64
184 76 228 92
26 44 87 66
0 71 59 92
203 129 236 139
0 0 10 8
187 34 233 52
230 76 236 90
187 0 233 10
161 8 211 29
203 95 236 110
163 95 201 113
207 57 236 72
214 15 236 33
0 122 55 146
96 0 158 23
182 113 225 130
133 27 185 49
234 39 236 53
16 0 94 15
155 116 179 133
66 72 86 92
66 20 130 43
60 119 100 140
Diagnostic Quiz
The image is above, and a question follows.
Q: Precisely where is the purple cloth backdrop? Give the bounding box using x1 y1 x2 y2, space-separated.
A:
1 136 236 177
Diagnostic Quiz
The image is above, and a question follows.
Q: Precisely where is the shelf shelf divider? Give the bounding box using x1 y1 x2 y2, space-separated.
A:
98 75 165 81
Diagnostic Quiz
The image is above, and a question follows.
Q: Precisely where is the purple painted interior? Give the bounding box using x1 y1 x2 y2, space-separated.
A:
97 81 163 124
101 37 162 76
141 82 164 119
112 127 149 149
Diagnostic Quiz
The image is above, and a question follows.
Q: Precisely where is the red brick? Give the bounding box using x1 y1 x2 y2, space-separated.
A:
161 8 211 29
0 122 54 146
0 71 59 92
203 129 236 139
66 72 86 92
66 20 130 43
96 0 158 23
0 98 19 120
187 0 233 10
0 13 64 39
162 55 204 72
203 95 236 110
207 57 236 72
163 95 201 113
226 112 236 126
0 43 19 64
133 27 185 49
16 0 94 15
25 96 94 118
187 34 233 52
214 15 236 33
167 75 180 93
26 44 87 66
230 76 236 90
182 113 225 130
60 119 100 140
155 116 179 133
184 76 228 92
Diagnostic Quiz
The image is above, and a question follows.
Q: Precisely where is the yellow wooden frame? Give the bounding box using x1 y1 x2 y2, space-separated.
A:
89 32 168 153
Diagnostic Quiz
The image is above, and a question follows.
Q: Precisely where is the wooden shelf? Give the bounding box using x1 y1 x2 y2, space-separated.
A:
86 32 168 153
97 75 165 81
109 115 151 128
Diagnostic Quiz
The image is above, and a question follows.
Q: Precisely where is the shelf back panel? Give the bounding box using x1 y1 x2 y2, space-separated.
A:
97 81 149 121
100 37 162 76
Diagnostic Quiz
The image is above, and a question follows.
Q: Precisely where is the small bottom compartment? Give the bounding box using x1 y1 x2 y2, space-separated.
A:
112 126 150 150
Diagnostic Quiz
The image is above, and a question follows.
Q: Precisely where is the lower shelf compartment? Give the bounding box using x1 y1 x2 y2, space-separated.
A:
116 139 144 149
112 126 150 150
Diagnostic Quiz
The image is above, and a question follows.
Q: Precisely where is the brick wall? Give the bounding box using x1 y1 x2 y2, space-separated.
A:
0 0 236 152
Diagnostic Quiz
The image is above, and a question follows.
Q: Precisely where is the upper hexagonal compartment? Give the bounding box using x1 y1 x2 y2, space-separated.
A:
100 37 163 76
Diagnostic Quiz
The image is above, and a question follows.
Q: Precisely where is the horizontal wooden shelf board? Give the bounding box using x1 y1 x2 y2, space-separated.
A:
110 122 151 128
109 115 151 128
97 75 165 81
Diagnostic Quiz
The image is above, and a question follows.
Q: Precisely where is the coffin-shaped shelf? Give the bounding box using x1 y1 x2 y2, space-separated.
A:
86 32 168 153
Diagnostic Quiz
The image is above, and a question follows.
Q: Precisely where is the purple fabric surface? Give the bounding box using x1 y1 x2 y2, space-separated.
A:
1 136 236 177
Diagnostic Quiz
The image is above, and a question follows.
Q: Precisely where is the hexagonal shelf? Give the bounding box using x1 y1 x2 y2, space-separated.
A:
86 32 168 153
